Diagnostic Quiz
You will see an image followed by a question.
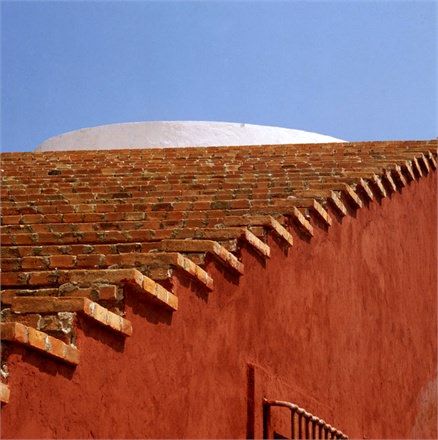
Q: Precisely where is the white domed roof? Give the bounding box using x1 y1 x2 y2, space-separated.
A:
35 121 345 152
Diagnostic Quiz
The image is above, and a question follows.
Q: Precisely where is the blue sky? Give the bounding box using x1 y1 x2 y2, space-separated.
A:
1 0 437 152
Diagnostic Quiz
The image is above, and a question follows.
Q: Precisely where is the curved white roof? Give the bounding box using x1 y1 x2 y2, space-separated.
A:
35 121 345 151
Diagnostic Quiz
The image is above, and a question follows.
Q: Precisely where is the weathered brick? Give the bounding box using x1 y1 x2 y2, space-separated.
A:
27 326 48 351
329 191 347 216
63 343 80 365
89 301 109 324
22 256 49 270
28 271 59 286
2 215 21 225
1 322 28 343
142 276 156 294
1 272 24 287
11 296 84 313
21 214 44 224
291 207 313 236
96 285 118 300
341 184 363 209
76 254 104 267
243 229 271 257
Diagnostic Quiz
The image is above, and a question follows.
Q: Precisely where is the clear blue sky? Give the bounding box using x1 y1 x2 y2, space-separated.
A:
1 1 437 152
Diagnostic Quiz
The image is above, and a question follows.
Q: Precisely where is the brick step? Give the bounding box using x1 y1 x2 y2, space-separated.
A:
2 183 338 202
1 162 426 203
2 189 294 203
0 201 327 236
1 196 257 210
1 284 119 305
0 222 282 250
0 305 74 345
0 224 266 244
0 236 237 257
0 198 293 225
1 220 169 233
1 251 214 290
0 172 359 191
2 214 292 251
1 141 434 169
5 214 291 245
0 182 311 197
2 182 307 196
0 268 178 310
2 178 337 202
0 209 316 246
1 169 396 201
1 209 286 233
0 158 423 188
1 214 292 245
10 296 133 336
2 150 435 180
3 167 404 222
3 151 429 177
1 157 420 185
1 212 288 235
1 192 331 217
3 146 434 173
1 321 80 365
1 237 244 280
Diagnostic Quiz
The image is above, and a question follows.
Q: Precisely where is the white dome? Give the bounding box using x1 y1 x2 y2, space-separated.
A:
35 121 345 151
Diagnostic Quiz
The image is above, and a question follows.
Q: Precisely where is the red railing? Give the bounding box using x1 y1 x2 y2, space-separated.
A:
263 399 348 439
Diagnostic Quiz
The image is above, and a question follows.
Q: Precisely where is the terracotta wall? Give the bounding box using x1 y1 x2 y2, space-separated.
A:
2 172 436 439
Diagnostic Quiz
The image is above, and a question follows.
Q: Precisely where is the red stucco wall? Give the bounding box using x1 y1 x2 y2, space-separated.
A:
2 173 436 439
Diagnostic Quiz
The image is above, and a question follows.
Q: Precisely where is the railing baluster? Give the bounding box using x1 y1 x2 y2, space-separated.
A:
290 404 297 439
318 419 324 439
297 408 304 439
329 425 336 439
311 416 318 439
304 411 310 439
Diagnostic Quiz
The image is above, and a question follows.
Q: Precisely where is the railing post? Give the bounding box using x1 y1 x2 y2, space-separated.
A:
262 399 271 440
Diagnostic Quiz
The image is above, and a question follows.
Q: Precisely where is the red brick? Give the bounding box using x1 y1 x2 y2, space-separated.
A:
2 215 21 225
63 343 80 365
97 285 118 300
76 254 104 267
28 272 59 286
1 272 24 287
22 256 49 270
20 214 44 224
49 255 76 269
27 327 48 351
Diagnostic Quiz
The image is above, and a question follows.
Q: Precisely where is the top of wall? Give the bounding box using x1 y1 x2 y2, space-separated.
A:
35 121 345 151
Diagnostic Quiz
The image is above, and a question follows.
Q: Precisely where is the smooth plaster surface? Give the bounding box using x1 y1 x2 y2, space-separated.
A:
35 121 345 151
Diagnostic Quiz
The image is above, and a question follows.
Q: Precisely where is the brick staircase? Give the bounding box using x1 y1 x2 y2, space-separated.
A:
0 139 436 404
